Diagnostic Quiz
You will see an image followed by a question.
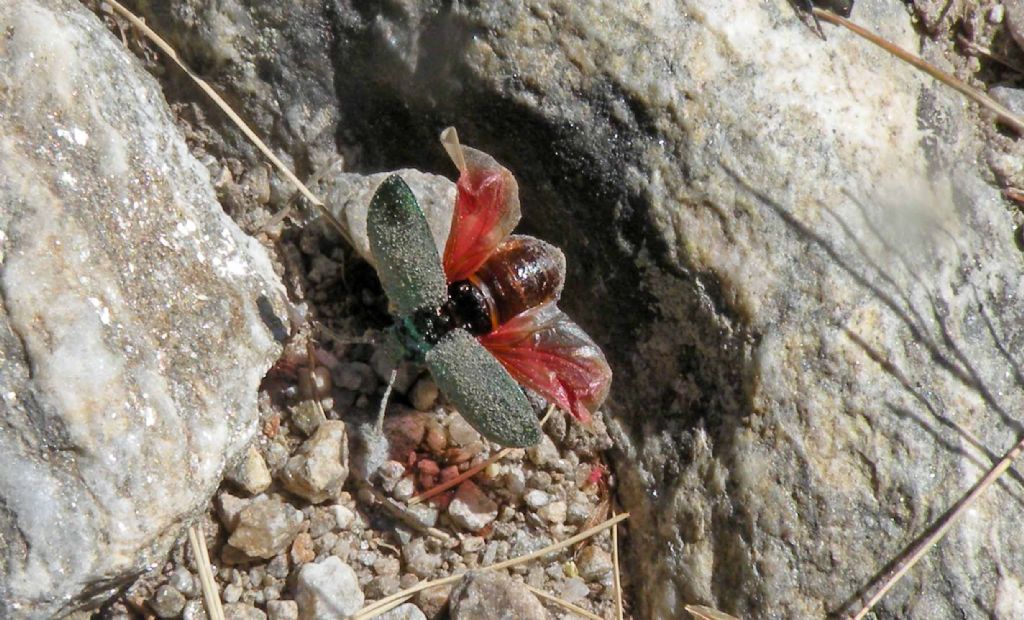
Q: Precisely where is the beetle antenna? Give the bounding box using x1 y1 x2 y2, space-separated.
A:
376 368 398 433
440 127 467 173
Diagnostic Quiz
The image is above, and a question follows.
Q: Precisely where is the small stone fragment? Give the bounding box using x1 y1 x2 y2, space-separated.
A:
404 538 442 578
447 415 481 446
523 490 551 510
377 603 428 620
447 482 498 531
226 445 273 495
415 583 452 619
526 435 559 466
383 409 429 458
280 420 349 503
577 545 614 581
223 584 243 603
266 600 299 620
537 500 567 525
559 577 589 602
330 504 356 530
227 496 304 559
449 571 546 620
290 532 316 565
217 492 249 531
504 468 526 496
150 585 186 618
290 400 326 436
423 420 447 453
334 361 378 393
377 459 407 493
409 376 439 411
223 602 267 620
182 599 207 620
295 556 364 620
365 574 401 598
168 566 199 598
393 475 416 501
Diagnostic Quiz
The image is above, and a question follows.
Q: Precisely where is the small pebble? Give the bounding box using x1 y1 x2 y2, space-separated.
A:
538 500 567 524
523 490 551 509
223 602 266 620
447 415 481 446
577 545 614 581
373 555 401 576
990 4 1005 23
409 376 439 411
223 583 243 604
403 538 442 578
447 481 498 531
559 577 590 602
295 556 364 620
217 492 248 531
227 496 304 559
414 584 452 619
449 571 546 620
267 555 290 580
307 508 337 538
290 401 326 436
226 445 273 495
290 532 316 564
526 435 559 466
383 409 428 457
182 599 207 620
150 585 186 618
168 566 199 598
376 602 428 620
365 574 401 598
280 420 349 503
423 420 447 453
504 468 526 495
266 600 298 620
461 536 485 553
377 460 407 493
330 504 356 530
392 475 416 501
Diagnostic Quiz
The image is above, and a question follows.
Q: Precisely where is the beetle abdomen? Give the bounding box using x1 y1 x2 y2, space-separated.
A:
472 235 565 327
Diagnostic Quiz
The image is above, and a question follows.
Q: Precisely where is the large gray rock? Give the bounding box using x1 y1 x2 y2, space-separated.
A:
113 1 1024 618
0 1 286 616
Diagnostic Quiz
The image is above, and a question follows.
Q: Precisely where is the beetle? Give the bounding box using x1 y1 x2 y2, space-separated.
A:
367 128 611 447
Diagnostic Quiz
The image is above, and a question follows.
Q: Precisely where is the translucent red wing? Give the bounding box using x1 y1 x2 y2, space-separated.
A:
440 128 521 283
479 302 612 422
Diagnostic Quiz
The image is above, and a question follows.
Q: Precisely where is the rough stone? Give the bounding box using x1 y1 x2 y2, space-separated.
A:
266 600 298 620
223 603 267 620
226 445 273 496
449 571 546 620
295 556 364 620
0 1 285 616
150 585 187 618
280 420 349 503
447 482 499 531
376 603 428 620
576 546 614 582
409 376 440 412
227 496 304 560
536 500 567 525
182 600 208 620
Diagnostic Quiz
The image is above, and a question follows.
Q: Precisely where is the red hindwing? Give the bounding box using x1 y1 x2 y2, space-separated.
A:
479 302 612 422
441 135 521 283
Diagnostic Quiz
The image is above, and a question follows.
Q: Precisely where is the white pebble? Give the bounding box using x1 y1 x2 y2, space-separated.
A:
295 556 364 620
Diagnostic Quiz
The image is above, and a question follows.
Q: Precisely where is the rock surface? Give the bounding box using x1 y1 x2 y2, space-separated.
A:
448 571 547 620
0 1 286 617
294 556 364 620
106 0 1024 618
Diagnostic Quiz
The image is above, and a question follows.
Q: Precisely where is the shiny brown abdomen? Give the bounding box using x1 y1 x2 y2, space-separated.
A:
471 235 566 328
